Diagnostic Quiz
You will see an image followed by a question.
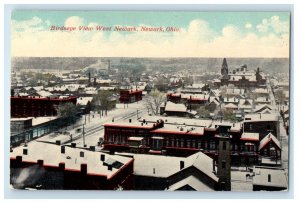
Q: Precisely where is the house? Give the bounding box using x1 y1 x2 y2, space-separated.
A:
133 152 218 191
119 88 143 103
259 133 281 163
243 113 279 139
10 141 134 190
252 166 288 191
160 101 187 117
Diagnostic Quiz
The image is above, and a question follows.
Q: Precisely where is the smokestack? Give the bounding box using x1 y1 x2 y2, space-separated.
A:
180 160 185 170
100 154 105 161
23 148 28 155
90 146 95 151
81 164 87 174
61 146 65 154
37 160 43 167
80 151 84 157
59 162 65 170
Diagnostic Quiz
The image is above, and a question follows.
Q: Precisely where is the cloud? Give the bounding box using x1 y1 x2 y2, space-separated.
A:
256 15 289 34
65 16 84 27
245 23 252 29
11 16 290 58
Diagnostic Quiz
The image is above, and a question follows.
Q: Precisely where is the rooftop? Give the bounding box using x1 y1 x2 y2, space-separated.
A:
244 113 278 122
133 152 218 182
252 166 288 189
10 141 133 178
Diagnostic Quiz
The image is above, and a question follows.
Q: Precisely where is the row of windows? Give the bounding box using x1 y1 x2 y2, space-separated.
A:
107 135 258 152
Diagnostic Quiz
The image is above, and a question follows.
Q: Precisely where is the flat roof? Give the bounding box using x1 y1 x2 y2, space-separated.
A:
253 166 288 189
151 124 204 136
10 141 133 179
241 132 259 141
140 116 212 128
244 113 278 122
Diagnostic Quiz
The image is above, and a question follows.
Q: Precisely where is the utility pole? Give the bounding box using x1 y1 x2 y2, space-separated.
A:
82 124 85 147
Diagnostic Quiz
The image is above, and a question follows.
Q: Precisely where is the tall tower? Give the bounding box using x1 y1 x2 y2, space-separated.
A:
217 125 231 191
221 58 228 77
108 59 111 75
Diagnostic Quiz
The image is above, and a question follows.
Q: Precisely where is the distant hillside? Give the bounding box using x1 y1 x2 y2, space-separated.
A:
11 57 290 75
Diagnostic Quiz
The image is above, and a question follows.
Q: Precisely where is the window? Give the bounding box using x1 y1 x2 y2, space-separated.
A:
223 142 226 150
180 139 185 148
222 160 226 169
209 140 215 150
192 140 196 148
187 139 191 148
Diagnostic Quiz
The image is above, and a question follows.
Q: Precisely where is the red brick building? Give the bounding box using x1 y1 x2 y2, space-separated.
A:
102 116 274 165
11 96 77 118
119 89 143 103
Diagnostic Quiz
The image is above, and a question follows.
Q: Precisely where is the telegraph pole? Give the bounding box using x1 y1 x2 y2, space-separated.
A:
82 124 85 147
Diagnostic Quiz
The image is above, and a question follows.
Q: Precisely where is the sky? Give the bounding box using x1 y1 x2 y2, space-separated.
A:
11 11 290 57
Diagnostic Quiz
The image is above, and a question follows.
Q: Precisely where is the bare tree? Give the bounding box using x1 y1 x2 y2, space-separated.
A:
56 102 79 129
93 91 114 116
144 89 166 115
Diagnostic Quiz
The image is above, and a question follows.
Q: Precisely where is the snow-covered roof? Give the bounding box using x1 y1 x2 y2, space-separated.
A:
36 90 53 98
152 124 204 135
259 133 281 151
224 103 238 109
255 97 271 103
10 141 133 178
240 132 259 141
255 104 273 113
165 101 187 112
77 97 93 106
32 116 58 126
140 116 212 128
253 166 287 189
133 152 218 182
253 88 269 94
32 86 44 91
244 113 277 122
167 175 214 191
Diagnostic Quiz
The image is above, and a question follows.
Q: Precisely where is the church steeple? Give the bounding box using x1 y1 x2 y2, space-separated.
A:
221 58 228 77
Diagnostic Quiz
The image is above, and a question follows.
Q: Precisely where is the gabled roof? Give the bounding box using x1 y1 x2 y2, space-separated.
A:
167 175 214 191
259 133 281 151
165 101 187 112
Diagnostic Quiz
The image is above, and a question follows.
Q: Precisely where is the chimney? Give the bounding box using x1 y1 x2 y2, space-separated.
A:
108 165 113 171
100 154 105 161
23 148 28 155
61 146 65 154
268 174 271 182
59 162 65 170
180 160 185 170
71 143 76 148
37 160 44 167
80 151 84 157
81 164 87 174
213 160 216 174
